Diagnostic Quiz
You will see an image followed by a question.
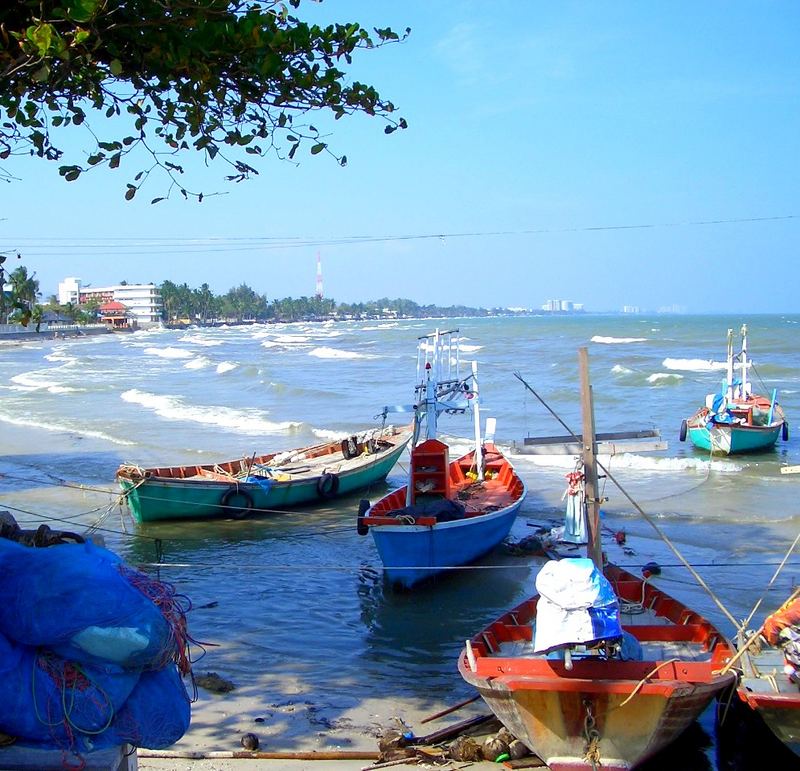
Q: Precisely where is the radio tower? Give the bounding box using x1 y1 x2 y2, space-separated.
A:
315 251 323 300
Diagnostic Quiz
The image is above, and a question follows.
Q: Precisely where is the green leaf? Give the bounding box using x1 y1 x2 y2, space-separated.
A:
109 153 121 169
31 64 50 83
26 24 53 57
150 197 165 204
65 0 99 23
124 185 136 201
65 168 81 181
310 142 325 155
109 59 123 76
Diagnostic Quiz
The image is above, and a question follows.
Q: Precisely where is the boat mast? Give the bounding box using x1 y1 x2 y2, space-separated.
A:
726 328 734 401
423 330 440 441
471 360 484 481
740 323 748 398
578 347 603 569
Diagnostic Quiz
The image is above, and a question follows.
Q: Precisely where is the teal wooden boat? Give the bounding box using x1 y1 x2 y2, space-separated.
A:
680 325 788 455
117 425 412 523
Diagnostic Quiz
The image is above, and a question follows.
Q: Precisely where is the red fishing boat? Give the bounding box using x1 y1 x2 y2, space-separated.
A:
733 592 800 756
458 349 736 770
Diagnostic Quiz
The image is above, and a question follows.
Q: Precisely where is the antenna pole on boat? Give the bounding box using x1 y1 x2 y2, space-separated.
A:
740 323 748 398
578 347 603 569
471 360 484 481
726 328 734 401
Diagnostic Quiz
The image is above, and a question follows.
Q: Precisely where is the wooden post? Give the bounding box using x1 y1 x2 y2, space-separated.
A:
578 347 603 569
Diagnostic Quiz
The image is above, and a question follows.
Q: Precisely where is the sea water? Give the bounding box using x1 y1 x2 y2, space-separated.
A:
1 313 799 768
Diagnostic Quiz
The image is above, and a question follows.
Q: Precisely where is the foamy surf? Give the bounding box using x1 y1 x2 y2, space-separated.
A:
143 346 193 359
120 389 300 434
663 358 729 372
647 373 684 385
184 356 212 370
309 347 375 360
592 336 647 344
0 412 134 445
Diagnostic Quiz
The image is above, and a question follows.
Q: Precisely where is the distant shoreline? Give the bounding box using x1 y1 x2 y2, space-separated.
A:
0 326 113 343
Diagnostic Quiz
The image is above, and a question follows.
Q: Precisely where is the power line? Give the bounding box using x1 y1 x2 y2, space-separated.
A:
1 214 797 258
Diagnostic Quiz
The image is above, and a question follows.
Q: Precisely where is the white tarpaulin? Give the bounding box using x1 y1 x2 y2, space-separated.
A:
533 558 622 653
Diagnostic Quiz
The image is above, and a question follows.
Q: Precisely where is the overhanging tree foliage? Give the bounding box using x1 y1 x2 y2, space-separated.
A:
0 1 408 200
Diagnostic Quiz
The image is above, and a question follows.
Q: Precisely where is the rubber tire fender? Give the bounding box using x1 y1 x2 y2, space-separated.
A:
220 486 255 518
783 421 790 442
341 436 359 460
679 419 688 442
317 472 340 499
356 499 371 536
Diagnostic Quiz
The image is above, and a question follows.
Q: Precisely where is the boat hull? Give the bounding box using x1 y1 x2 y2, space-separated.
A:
687 423 781 455
738 690 800 756
458 565 735 770
118 435 409 523
370 500 523 589
463 670 723 770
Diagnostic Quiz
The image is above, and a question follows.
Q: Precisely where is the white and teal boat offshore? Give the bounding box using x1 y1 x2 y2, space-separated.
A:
680 325 788 455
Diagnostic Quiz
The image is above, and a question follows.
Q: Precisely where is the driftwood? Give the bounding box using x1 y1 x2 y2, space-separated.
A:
419 694 481 724
138 749 381 760
416 713 495 745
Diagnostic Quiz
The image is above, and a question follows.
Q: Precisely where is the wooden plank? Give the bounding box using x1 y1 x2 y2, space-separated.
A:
416 714 495 745
579 347 603 569
780 465 800 475
522 429 661 446
514 439 667 456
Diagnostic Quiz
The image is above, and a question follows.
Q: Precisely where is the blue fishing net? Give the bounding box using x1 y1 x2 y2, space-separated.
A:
0 539 172 670
0 634 139 745
0 536 193 757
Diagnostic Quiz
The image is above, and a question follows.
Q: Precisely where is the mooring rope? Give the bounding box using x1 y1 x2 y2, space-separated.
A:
513 371 742 631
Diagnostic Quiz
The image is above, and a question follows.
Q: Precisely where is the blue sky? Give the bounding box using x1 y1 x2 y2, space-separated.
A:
1 1 798 312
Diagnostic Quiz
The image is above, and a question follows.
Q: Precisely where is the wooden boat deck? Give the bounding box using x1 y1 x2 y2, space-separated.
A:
490 604 714 664
741 645 799 695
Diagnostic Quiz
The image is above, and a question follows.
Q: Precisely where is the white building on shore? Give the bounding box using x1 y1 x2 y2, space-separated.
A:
57 278 163 327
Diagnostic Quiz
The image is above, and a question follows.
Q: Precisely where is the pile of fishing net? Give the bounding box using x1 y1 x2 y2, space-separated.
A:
0 528 192 758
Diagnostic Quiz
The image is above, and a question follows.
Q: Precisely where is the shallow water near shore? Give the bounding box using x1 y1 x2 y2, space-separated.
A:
1 314 799 768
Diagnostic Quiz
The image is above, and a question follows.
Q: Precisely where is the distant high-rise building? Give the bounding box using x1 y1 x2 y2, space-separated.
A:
315 252 323 300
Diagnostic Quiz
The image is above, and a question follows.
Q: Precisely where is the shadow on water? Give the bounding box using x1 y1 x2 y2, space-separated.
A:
0 451 126 490
715 696 799 770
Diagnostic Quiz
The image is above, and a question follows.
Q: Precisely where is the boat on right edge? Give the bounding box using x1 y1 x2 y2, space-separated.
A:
680 324 789 455
458 348 736 771
731 590 800 756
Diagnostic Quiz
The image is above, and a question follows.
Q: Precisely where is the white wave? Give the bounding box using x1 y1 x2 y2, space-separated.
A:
611 365 633 375
592 336 647 344
647 373 684 384
274 335 311 344
459 344 483 353
143 346 193 359
361 323 398 331
216 362 238 374
44 352 78 365
513 451 741 474
261 340 280 349
309 347 374 360
9 372 82 393
311 427 350 441
663 358 729 372
120 389 300 434
184 356 212 370
179 334 224 347
0 412 134 445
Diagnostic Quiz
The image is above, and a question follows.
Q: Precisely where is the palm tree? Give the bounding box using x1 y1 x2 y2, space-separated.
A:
9 266 39 307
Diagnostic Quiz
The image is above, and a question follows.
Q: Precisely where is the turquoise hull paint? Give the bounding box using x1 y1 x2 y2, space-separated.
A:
687 423 782 455
122 441 408 523
370 492 526 590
